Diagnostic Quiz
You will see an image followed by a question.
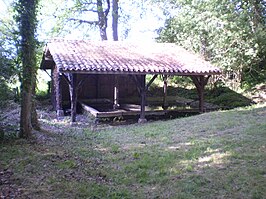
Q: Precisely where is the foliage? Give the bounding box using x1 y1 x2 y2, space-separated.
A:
0 104 265 198
204 86 253 108
0 9 20 101
0 1 46 103
39 0 115 40
157 0 266 87
148 83 252 109
38 0 156 40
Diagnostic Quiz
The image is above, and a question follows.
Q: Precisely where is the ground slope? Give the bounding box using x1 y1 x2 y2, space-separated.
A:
1 104 266 198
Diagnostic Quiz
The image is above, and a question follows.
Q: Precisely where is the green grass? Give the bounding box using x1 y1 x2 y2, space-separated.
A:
0 104 266 198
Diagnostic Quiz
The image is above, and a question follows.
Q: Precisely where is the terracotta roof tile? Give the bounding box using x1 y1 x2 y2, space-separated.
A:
42 39 221 75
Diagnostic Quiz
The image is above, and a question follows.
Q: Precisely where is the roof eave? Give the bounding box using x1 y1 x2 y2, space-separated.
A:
58 69 221 76
40 47 55 70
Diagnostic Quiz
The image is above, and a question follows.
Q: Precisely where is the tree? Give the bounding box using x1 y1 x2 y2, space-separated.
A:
45 0 152 41
112 0 119 41
157 0 266 87
97 0 110 40
0 12 20 101
46 0 112 40
15 0 39 138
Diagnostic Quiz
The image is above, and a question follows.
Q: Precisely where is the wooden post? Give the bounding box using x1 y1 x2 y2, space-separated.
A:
199 76 205 112
69 73 78 123
191 75 210 113
162 75 169 110
51 68 55 110
113 75 119 109
139 75 147 123
53 66 64 119
132 74 158 123
96 75 100 99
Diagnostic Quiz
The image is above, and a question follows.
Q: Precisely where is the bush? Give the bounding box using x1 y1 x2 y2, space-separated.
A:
205 86 253 108
0 79 14 104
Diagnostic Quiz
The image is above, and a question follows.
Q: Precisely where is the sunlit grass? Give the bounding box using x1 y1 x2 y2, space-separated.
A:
0 104 265 198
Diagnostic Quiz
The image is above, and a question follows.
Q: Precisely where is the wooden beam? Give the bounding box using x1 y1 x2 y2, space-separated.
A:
51 68 56 110
53 65 64 119
191 75 210 113
162 75 169 110
69 73 78 123
63 73 88 123
43 69 52 79
61 73 71 86
113 75 119 109
139 75 147 123
80 102 100 117
146 74 158 90
132 74 154 123
95 75 99 98
131 75 141 95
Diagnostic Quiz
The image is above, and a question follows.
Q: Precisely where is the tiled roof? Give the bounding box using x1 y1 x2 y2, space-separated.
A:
41 39 221 75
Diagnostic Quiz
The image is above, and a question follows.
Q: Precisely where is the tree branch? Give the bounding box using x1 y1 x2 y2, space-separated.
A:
105 0 110 17
68 18 98 25
80 8 98 13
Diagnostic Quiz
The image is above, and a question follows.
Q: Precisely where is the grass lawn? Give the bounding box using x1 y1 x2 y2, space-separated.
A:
1 104 266 198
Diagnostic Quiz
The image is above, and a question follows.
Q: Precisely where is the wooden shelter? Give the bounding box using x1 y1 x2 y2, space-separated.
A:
40 39 221 123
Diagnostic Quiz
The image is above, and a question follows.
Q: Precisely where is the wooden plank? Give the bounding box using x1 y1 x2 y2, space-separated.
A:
122 110 167 116
81 98 112 104
69 73 77 122
167 108 199 113
80 102 100 117
96 110 125 118
120 104 141 111
81 100 201 119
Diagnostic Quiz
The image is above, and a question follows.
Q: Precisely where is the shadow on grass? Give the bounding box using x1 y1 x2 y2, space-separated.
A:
0 104 265 198
148 85 253 109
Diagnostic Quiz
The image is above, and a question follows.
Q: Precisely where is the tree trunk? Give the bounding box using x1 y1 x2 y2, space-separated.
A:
112 0 119 41
0 123 4 140
97 0 110 40
54 68 64 118
17 0 39 138
31 81 40 130
20 89 32 138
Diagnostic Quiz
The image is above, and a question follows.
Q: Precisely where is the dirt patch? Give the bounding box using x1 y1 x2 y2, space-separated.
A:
248 83 266 104
0 169 24 199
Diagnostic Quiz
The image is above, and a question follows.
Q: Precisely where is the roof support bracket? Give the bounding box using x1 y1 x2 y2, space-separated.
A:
146 74 158 91
61 73 71 86
131 74 158 95
130 74 159 123
191 75 211 113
